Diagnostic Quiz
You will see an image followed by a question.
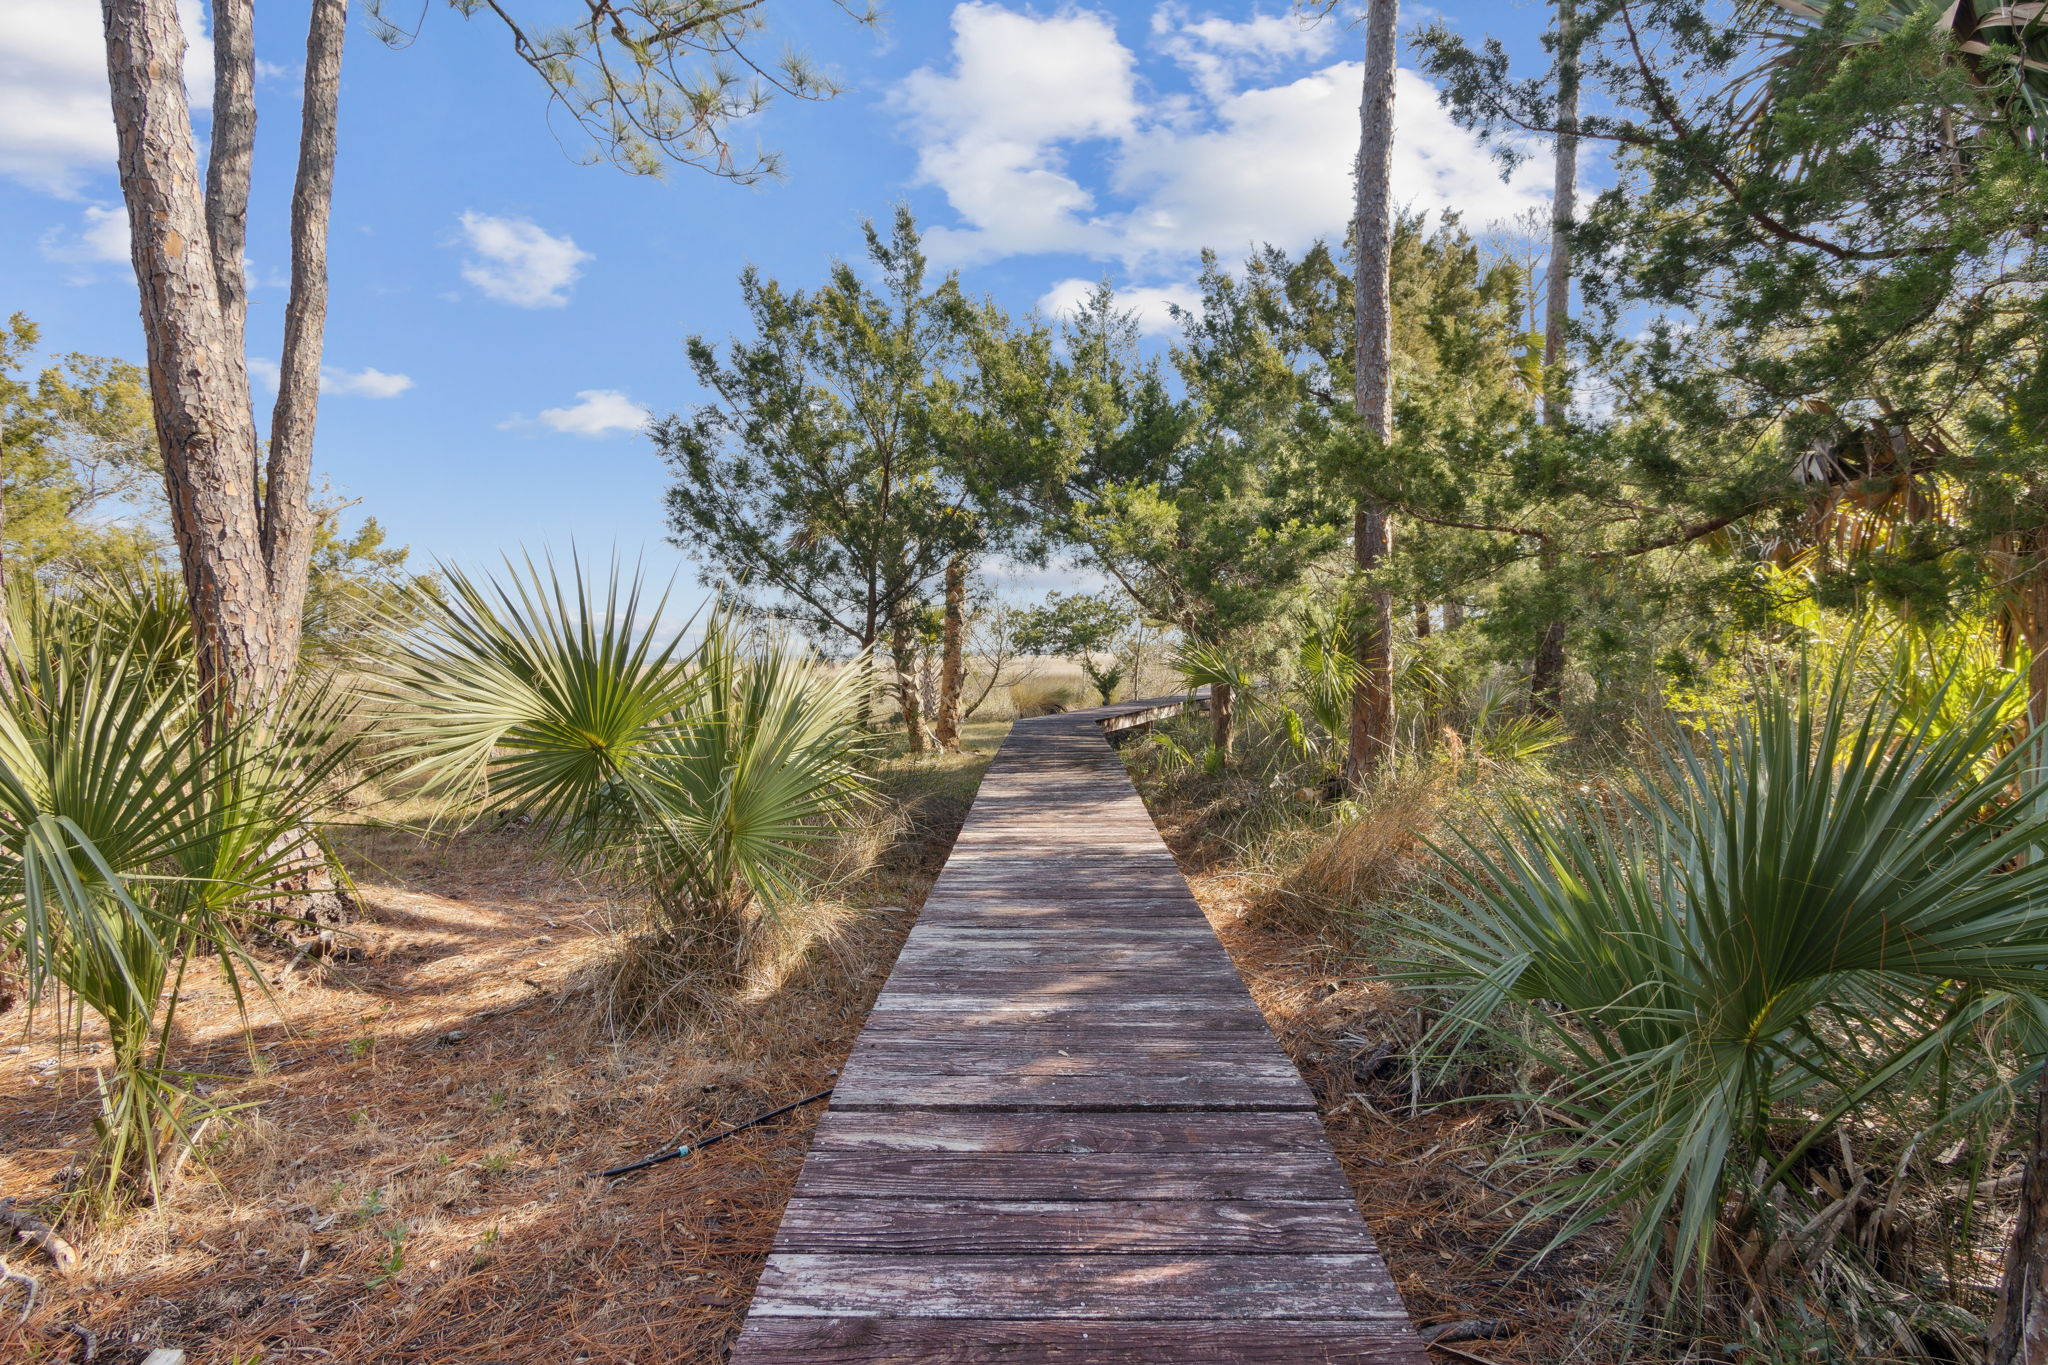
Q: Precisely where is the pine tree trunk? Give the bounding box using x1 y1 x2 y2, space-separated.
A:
104 0 275 713
101 0 345 716
104 0 353 925
1529 0 1579 717
1210 679 1235 756
1343 0 1400 794
261 0 347 681
933 554 966 752
206 0 255 368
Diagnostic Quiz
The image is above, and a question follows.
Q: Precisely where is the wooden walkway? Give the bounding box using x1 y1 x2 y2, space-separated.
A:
729 703 1428 1363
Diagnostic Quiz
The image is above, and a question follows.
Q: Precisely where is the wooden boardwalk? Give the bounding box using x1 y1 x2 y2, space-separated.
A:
729 703 1428 1363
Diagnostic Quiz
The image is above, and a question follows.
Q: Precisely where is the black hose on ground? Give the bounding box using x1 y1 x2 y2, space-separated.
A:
592 1088 834 1179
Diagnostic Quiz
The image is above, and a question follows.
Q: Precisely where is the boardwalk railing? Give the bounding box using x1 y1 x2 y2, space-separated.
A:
729 700 1428 1362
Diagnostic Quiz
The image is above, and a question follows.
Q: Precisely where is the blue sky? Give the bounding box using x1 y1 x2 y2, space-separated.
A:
0 0 1564 601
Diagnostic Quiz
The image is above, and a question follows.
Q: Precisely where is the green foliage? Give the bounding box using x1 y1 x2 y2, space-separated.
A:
372 555 868 978
0 313 166 578
1405 655 2048 1342
0 580 355 1207
1011 591 1139 704
374 0 878 180
304 508 429 658
655 209 981 661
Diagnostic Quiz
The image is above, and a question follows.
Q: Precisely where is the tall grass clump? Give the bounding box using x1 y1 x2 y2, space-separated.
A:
370 556 869 1022
1406 653 2048 1355
0 581 353 1208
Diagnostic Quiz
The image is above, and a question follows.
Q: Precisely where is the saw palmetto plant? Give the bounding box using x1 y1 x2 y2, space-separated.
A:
372 555 868 989
0 598 354 1208
1405 650 2048 1346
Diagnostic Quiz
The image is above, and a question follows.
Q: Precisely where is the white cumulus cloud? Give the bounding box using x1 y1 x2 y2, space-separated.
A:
898 4 1551 274
39 203 130 265
248 358 415 399
896 2 1140 264
455 211 592 308
1037 277 1199 336
500 389 650 438
0 0 212 195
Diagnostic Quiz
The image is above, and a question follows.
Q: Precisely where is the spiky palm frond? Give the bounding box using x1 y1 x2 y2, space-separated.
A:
373 556 869 971
0 620 354 1205
1405 652 2048 1315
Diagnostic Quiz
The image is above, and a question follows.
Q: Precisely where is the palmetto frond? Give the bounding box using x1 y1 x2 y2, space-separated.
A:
1404 650 2048 1309
372 554 868 962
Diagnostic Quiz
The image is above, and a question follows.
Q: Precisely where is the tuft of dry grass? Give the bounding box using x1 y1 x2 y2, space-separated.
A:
1261 765 1451 937
0 724 1008 1364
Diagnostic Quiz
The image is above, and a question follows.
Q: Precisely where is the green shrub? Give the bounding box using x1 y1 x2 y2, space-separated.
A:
1405 653 2048 1350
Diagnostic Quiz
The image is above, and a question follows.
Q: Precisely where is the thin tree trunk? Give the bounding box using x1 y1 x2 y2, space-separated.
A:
1995 537 2048 1365
206 0 255 366
1343 0 1400 794
891 615 927 752
1210 679 1234 756
105 0 354 926
933 554 966 752
1995 1066 2048 1365
261 0 348 695
102 0 346 716
1530 0 1579 717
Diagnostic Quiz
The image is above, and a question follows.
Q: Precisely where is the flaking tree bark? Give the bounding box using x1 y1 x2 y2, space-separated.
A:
1343 0 1400 793
102 0 343 717
1529 0 1579 717
890 613 928 752
104 0 350 926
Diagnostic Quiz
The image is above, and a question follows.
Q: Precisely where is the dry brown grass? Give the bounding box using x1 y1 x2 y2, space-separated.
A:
1261 765 1452 937
0 724 1008 1365
1146 769 1617 1364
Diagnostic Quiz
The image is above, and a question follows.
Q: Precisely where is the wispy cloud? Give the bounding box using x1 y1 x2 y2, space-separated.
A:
499 389 650 437
39 203 129 267
249 358 415 399
455 211 592 308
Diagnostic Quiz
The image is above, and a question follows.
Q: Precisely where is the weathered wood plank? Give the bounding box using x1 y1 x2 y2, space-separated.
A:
829 1069 1315 1112
847 1026 1280 1053
839 1047 1300 1079
727 702 1423 1361
787 1152 1352 1202
745 1254 1412 1320
728 1318 1429 1364
771 1199 1377 1254
860 1006 1273 1033
806 1110 1333 1155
